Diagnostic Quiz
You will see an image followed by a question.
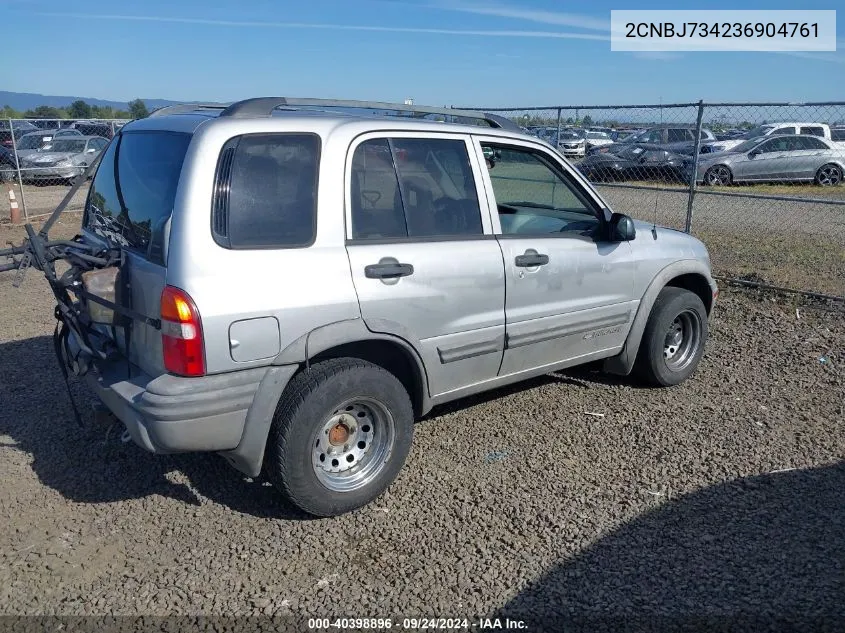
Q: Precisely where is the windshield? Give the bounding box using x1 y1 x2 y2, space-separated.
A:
559 130 583 140
730 137 768 153
18 135 50 150
49 139 87 153
738 125 774 140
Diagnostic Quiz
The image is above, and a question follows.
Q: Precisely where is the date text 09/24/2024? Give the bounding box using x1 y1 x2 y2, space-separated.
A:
307 618 528 630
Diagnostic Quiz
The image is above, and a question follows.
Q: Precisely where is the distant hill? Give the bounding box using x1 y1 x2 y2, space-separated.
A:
0 91 191 112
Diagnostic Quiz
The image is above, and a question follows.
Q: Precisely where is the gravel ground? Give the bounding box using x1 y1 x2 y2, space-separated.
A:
1 218 844 632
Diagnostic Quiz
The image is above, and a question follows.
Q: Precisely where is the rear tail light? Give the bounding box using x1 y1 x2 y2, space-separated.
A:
160 286 205 377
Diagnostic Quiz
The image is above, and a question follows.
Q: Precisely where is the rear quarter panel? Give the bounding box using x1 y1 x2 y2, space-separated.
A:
166 119 362 375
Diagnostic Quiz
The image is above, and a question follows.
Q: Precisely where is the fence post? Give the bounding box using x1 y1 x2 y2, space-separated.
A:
8 118 28 221
684 100 705 233
555 108 562 148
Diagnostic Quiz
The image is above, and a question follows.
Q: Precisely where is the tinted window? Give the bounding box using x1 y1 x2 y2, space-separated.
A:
84 131 190 260
50 139 86 153
799 126 824 137
798 136 828 150
757 138 790 153
636 129 664 143
213 133 319 249
482 144 600 237
349 137 483 239
773 126 796 135
667 129 692 143
831 129 845 142
350 139 406 239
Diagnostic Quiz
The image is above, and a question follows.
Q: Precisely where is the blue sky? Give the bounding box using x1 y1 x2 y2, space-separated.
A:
4 0 843 107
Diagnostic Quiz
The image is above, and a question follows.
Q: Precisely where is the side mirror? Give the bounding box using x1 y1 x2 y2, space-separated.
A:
749 149 760 158
609 212 636 242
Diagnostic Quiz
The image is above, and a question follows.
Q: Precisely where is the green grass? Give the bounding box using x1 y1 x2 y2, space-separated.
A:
697 228 845 296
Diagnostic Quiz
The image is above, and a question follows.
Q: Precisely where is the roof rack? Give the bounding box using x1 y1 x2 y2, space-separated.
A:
214 97 522 132
148 103 230 117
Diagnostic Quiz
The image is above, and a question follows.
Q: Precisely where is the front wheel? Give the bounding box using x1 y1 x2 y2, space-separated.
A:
815 163 843 187
264 358 414 517
633 287 708 387
704 165 732 186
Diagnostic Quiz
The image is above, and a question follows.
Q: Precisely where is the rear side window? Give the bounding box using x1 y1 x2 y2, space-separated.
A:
212 133 320 249
799 126 824 137
667 129 692 143
84 131 191 261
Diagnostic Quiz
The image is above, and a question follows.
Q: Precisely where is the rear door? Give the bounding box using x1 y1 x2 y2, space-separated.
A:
344 132 505 397
82 130 192 376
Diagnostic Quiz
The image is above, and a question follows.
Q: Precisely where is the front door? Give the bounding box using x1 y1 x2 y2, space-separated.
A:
472 137 637 377
344 133 506 397
742 136 794 181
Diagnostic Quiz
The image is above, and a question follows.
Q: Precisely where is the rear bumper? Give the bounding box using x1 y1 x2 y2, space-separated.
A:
85 358 268 454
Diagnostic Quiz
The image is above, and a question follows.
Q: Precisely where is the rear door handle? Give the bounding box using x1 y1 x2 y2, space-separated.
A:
515 252 549 267
365 262 414 279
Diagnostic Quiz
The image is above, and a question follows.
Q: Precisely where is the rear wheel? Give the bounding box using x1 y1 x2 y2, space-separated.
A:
633 287 708 387
704 165 732 186
815 163 843 186
264 358 414 517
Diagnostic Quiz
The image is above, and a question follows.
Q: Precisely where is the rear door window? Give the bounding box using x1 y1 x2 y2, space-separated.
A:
667 129 691 143
349 137 483 240
799 126 824 137
84 131 191 261
212 133 320 249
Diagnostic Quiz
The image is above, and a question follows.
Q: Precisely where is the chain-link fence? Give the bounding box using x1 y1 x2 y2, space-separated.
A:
1 118 128 221
3 105 843 298
460 101 845 299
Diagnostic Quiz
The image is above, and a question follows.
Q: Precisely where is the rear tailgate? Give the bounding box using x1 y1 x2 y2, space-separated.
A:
81 128 192 377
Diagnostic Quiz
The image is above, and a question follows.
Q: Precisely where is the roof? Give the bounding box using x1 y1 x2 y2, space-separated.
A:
136 97 525 136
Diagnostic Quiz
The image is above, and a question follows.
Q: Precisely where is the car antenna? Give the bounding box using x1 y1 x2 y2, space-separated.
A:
651 97 662 239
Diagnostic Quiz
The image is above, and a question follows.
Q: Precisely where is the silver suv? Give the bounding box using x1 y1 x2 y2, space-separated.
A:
29 98 718 517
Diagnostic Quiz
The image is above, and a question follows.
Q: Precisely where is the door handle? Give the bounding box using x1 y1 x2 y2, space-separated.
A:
365 262 414 279
515 252 549 267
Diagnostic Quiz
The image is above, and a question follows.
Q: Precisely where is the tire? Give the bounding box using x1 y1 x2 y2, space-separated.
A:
633 287 708 387
704 165 732 186
815 163 843 187
264 357 414 517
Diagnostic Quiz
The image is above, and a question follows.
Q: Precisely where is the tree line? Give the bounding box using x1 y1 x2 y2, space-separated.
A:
0 99 149 121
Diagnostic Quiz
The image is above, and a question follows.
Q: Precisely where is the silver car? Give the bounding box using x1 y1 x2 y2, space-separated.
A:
14 129 83 162
695 135 845 186
34 98 717 517
20 135 109 183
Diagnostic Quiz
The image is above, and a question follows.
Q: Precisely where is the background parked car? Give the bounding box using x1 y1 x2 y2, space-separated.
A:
68 120 122 139
14 129 83 161
578 143 688 182
19 136 109 184
702 122 834 153
0 146 19 182
588 125 716 156
0 120 39 149
691 134 845 186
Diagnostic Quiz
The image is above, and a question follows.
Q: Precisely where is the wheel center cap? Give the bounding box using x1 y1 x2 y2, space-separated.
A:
329 423 350 446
